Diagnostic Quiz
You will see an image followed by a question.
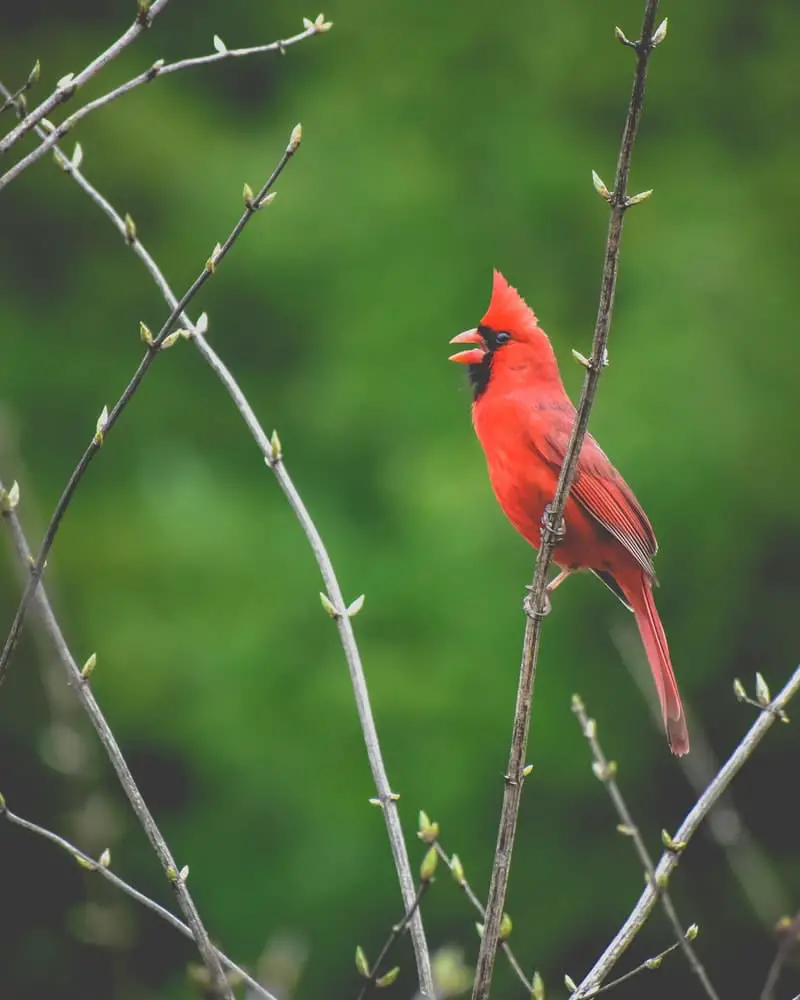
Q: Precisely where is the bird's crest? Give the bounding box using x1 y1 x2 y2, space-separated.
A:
481 270 540 336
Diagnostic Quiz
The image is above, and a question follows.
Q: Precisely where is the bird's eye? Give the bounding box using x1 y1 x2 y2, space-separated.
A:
494 331 511 345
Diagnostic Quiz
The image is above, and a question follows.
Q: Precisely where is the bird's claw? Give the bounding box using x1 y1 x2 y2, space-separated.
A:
523 585 551 620
540 504 566 545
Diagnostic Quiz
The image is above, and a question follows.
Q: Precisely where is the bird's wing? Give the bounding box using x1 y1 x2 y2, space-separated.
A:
529 405 658 579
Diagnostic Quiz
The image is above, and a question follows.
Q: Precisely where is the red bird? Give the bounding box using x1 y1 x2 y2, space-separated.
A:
449 270 688 756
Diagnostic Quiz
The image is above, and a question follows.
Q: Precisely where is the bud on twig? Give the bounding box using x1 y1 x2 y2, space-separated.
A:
355 945 370 978
375 967 399 988
194 312 208 336
417 811 439 844
288 123 303 154
346 594 365 617
206 242 223 274
661 829 687 853
733 678 747 702
685 923 699 941
123 213 137 244
755 672 771 706
319 592 338 618
591 170 612 202
626 189 653 207
0 481 20 514
99 848 111 868
420 846 438 882
498 912 512 941
450 854 465 886
94 406 109 445
651 17 668 47
213 34 228 54
269 429 282 462
81 653 96 680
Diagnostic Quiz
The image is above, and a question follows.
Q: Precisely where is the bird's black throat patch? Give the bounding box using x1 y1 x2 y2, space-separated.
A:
467 325 510 401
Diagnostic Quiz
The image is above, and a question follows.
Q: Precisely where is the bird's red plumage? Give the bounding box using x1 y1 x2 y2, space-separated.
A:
451 270 688 755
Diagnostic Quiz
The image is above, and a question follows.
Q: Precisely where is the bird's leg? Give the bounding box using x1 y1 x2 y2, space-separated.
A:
540 503 566 547
546 568 573 596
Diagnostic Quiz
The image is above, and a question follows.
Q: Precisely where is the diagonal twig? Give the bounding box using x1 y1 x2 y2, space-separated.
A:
471 3 665 997
355 850 435 1000
0 802 277 1000
0 16 330 194
613 622 790 927
0 121 302 688
0 84 434 996
761 911 800 1000
573 664 800 997
416 810 532 994
0 480 234 1000
571 695 720 1000
0 0 172 157
576 939 682 999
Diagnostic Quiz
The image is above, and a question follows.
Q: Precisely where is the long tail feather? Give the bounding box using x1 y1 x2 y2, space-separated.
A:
628 574 689 756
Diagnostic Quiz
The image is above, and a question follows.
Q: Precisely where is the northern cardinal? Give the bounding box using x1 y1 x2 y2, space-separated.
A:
449 270 688 756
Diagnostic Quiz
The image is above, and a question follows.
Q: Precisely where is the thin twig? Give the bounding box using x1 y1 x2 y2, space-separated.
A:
471 3 663 997
0 0 172 156
0 482 234 1000
0 802 277 1000
571 696 719 999
760 911 800 1000
573 664 800 997
0 95 434 996
430 840 532 993
0 17 329 193
355 875 431 1000
0 123 302 688
576 940 682 998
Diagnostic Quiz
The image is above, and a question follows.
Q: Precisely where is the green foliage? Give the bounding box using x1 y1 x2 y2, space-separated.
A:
1 2 799 998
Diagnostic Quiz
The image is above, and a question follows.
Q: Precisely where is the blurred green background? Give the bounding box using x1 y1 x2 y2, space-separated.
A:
1 1 799 998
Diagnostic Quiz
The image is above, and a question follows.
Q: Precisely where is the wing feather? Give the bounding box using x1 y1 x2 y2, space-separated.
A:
528 405 658 579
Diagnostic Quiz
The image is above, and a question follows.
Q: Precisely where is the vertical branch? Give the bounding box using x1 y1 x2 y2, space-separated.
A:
471 3 663 998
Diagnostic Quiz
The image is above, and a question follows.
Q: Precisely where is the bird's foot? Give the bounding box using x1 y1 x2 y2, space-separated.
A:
540 504 566 546
523 585 551 620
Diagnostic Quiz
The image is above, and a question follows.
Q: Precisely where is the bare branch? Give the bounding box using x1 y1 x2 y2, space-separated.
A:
613 623 791 926
571 696 719 999
0 482 234 999
0 123 301 687
0 17 329 192
0 802 277 1000
573 664 800 997
0 0 172 156
471 2 663 996
0 98 434 995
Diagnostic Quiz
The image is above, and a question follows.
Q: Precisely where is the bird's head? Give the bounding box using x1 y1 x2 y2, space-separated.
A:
449 269 559 400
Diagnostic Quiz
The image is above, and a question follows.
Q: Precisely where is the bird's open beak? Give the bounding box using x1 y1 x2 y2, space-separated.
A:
449 328 487 365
